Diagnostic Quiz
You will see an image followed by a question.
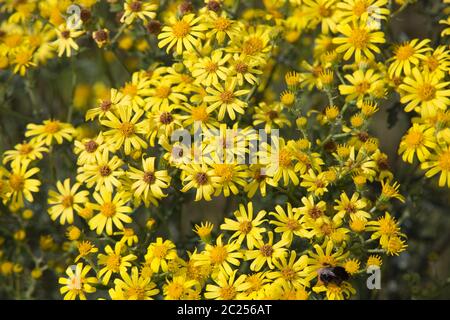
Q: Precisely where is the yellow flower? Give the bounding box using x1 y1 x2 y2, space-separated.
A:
333 21 385 62
6 159 41 208
25 119 75 146
399 68 450 118
245 231 289 271
73 134 106 165
12 47 36 76
269 203 311 245
307 240 349 277
121 0 158 25
398 123 436 163
296 195 327 227
300 169 330 196
66 226 81 241
228 53 263 86
205 11 239 44
101 107 148 155
204 270 250 300
180 163 221 201
163 275 198 300
204 77 250 120
76 149 124 192
115 228 139 246
48 178 89 225
193 221 214 242
336 0 390 25
367 212 403 246
333 192 370 221
52 24 84 58
191 50 230 87
109 267 159 300
313 281 356 300
304 0 339 34
344 259 360 275
2 140 48 166
220 202 266 249
98 242 137 284
145 237 178 273
75 241 98 262
158 14 208 55
128 156 171 207
266 251 310 289
145 79 187 111
59 263 97 300
194 235 243 275
339 69 384 101
244 164 277 198
85 88 130 121
89 187 132 235
366 254 383 267
389 39 431 77
421 145 450 187
382 235 407 256
380 179 405 202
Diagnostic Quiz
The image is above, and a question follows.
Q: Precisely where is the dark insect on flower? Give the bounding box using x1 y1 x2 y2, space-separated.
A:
317 266 349 285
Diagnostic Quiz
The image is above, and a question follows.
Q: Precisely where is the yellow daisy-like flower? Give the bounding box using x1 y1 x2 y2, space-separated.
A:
339 69 384 101
12 47 36 76
121 0 158 25
191 50 230 87
76 149 124 192
25 119 75 146
269 203 311 245
48 178 89 225
307 240 349 276
336 0 390 25
109 267 159 300
52 24 84 58
180 163 221 201
204 270 250 300
101 107 148 155
388 39 431 77
266 251 310 289
399 68 450 118
220 202 267 249
89 187 132 235
158 13 208 55
421 145 450 187
194 234 243 275
6 159 41 208
205 11 238 44
253 102 291 134
73 134 106 165
366 211 402 246
85 88 130 121
145 237 178 273
163 275 199 300
398 123 436 163
127 156 171 207
58 263 97 300
333 192 370 222
367 254 382 267
2 140 48 166
204 77 250 120
296 195 327 227
333 21 385 62
313 281 356 300
98 242 137 285
245 231 289 271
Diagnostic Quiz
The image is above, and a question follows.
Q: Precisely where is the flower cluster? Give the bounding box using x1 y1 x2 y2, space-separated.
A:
1 0 448 300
